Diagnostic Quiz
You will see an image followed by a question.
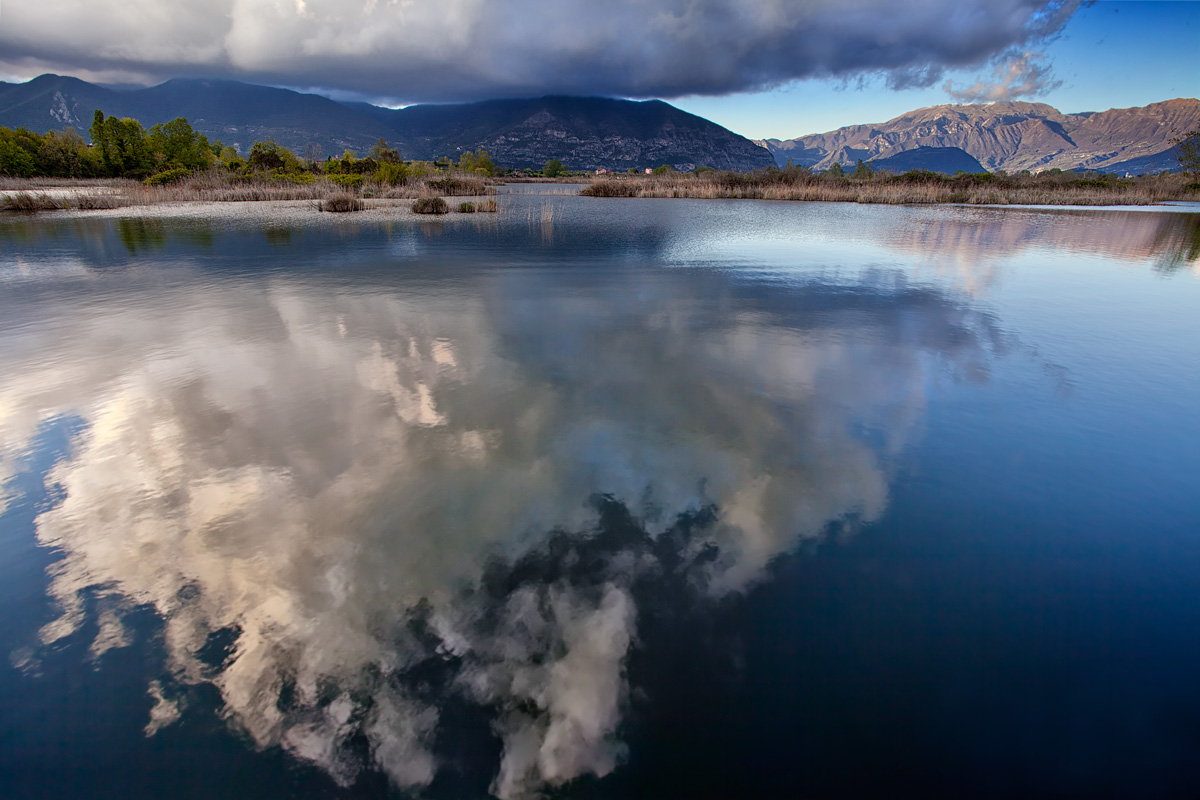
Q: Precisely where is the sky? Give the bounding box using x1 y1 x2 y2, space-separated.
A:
0 0 1196 140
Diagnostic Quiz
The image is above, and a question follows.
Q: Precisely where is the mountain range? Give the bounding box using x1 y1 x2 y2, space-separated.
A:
758 99 1200 174
0 75 774 172
1 74 1196 175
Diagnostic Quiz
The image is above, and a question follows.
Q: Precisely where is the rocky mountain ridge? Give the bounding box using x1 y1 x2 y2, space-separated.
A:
758 98 1200 173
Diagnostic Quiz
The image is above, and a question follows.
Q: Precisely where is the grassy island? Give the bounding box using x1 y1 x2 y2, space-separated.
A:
580 166 1200 206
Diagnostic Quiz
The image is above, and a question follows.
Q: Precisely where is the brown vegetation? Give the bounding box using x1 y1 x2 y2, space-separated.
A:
1 190 127 211
1 192 62 211
428 175 497 196
580 168 1200 206
318 192 365 212
412 195 449 215
0 170 505 214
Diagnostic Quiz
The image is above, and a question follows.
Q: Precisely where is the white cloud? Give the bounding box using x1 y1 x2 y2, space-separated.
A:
945 50 1063 102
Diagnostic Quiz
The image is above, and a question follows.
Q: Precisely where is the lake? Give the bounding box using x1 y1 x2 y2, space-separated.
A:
1 189 1198 799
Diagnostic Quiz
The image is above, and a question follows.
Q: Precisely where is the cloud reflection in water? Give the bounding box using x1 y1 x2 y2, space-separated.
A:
1 259 1002 796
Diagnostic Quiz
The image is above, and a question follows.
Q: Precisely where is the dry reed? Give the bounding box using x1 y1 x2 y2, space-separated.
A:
1 171 501 212
318 192 365 212
581 169 1199 206
412 195 449 215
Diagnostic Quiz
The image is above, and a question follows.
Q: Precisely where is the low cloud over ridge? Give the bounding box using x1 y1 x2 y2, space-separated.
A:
944 50 1063 102
0 0 1080 102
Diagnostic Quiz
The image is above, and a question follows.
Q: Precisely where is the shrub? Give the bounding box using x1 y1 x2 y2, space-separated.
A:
318 192 364 212
375 161 408 186
901 169 944 183
412 196 449 214
330 174 364 188
248 140 294 171
458 202 476 212
144 167 192 186
428 175 490 196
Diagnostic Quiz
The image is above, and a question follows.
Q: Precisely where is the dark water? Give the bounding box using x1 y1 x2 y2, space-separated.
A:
1 191 1199 799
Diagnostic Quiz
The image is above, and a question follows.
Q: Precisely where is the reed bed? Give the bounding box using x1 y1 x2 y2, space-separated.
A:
581 169 1200 206
456 200 498 213
1 191 129 211
1 171 500 213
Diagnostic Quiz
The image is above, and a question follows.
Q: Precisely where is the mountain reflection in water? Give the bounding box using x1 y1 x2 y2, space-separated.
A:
0 198 1196 798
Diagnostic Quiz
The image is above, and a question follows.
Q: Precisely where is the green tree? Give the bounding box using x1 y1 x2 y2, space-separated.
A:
458 149 494 176
89 111 152 177
147 117 210 171
375 161 409 185
247 139 300 172
37 128 97 177
0 133 37 177
652 164 676 175
1172 129 1200 179
853 159 871 179
829 162 845 177
369 137 401 164
542 158 566 178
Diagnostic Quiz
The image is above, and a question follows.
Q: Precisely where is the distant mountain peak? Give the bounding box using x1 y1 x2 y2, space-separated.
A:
760 97 1200 173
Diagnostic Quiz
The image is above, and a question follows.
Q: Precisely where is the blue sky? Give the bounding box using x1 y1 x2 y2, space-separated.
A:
675 1 1200 139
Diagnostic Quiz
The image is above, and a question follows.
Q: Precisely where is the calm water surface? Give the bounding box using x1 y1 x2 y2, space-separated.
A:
1 190 1198 799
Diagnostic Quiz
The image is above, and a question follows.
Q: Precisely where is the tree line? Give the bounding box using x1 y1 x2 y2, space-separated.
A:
0 110 502 185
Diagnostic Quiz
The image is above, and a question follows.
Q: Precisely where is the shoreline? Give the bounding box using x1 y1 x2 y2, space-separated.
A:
2 178 1199 223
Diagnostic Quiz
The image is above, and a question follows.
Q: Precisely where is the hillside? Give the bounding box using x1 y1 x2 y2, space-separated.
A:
0 75 773 172
759 98 1200 173
867 147 985 174
0 75 401 158
354 96 774 171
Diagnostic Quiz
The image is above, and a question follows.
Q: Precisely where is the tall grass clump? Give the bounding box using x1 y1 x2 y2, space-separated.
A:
428 175 496 196
1 192 62 211
412 195 449 215
318 192 364 212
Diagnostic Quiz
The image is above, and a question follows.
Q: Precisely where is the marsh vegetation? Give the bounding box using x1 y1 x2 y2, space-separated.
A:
581 166 1200 205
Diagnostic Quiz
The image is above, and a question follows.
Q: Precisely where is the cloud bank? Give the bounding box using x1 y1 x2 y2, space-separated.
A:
0 0 1080 102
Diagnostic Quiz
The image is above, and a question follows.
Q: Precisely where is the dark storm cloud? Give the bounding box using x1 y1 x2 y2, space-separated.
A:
0 0 1080 101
